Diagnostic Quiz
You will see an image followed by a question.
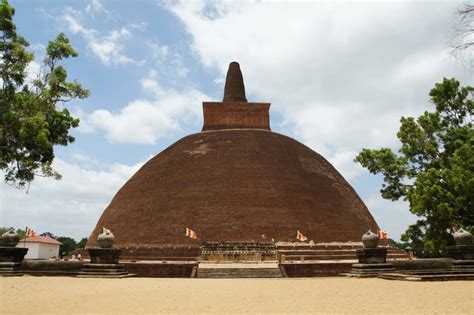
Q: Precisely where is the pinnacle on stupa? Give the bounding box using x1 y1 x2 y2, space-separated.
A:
223 61 247 102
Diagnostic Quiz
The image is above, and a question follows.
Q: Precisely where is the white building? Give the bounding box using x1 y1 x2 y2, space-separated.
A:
16 236 62 259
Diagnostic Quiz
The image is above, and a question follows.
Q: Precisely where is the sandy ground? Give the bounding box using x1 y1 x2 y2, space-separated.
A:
1 276 473 314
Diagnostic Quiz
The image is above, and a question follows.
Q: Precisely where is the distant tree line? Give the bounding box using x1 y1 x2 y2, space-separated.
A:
0 226 87 256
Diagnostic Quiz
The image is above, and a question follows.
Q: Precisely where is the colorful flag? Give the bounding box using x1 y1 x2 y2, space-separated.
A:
26 227 36 237
378 230 388 239
296 230 308 242
102 227 112 234
185 227 197 239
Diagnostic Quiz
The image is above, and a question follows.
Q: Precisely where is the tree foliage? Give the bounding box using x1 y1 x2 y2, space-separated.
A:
57 236 77 256
0 0 89 188
449 3 474 67
77 237 88 249
355 78 473 253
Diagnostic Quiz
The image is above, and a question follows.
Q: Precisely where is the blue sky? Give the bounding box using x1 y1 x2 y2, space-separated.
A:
1 0 472 241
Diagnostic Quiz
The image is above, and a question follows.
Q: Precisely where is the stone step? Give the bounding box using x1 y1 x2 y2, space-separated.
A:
78 272 129 276
76 274 135 278
79 268 126 273
0 267 21 271
0 272 23 276
82 263 125 269
0 262 22 276
197 268 282 278
378 272 474 281
78 263 132 278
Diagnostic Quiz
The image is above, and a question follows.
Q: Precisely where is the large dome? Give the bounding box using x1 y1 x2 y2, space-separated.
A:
87 62 379 250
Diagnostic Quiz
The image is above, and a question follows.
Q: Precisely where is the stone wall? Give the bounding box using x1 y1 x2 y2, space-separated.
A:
22 260 84 276
391 258 452 271
123 262 197 277
280 262 353 277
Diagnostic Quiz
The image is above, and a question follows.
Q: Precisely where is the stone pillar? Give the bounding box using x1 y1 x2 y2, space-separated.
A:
0 229 28 276
349 230 395 277
79 229 131 278
446 229 474 271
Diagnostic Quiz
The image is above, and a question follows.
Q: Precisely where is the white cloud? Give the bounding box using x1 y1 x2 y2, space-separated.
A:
85 0 108 16
147 40 190 80
165 0 471 182
61 7 143 66
71 107 96 133
0 157 147 241
148 41 169 61
86 75 209 144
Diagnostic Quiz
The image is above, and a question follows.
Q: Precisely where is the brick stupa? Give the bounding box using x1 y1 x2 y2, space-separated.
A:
87 62 379 257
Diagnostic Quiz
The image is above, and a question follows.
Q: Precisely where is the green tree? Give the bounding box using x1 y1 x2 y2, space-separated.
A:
76 237 88 249
355 78 473 254
57 236 77 256
0 0 89 188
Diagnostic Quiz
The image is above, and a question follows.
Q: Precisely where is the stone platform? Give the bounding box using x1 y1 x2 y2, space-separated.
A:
378 270 474 281
276 243 408 262
345 263 395 278
78 248 133 278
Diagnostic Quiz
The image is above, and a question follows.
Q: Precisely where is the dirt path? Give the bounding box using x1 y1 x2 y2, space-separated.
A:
1 276 472 314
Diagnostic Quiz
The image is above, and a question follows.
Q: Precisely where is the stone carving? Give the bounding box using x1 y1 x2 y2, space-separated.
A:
97 228 115 249
200 241 277 262
453 228 472 246
0 229 20 247
362 230 378 249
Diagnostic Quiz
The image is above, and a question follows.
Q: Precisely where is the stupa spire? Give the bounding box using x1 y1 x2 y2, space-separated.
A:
223 61 247 102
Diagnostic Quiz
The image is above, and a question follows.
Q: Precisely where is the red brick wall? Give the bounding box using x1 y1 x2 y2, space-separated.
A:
202 102 271 131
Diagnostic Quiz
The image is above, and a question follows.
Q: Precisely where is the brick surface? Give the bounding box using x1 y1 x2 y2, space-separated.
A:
87 129 379 250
